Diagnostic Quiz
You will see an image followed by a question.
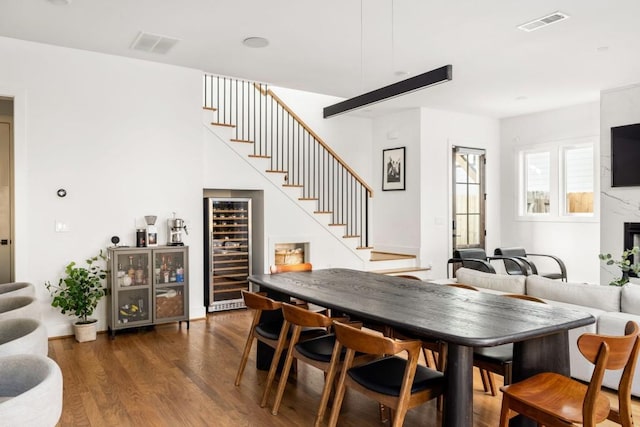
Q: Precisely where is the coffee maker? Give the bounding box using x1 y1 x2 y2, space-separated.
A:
167 213 188 246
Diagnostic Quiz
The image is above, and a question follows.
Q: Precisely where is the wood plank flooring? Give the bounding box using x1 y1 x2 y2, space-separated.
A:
49 309 639 426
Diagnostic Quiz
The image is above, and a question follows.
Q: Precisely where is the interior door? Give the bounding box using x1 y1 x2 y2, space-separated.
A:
452 146 486 253
0 120 12 282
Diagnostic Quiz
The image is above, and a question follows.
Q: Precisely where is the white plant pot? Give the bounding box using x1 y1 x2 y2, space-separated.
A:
74 320 97 343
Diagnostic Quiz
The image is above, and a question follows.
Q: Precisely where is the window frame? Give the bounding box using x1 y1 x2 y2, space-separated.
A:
516 137 598 223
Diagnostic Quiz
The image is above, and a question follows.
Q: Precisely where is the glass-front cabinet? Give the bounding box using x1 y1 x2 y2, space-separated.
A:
107 246 189 338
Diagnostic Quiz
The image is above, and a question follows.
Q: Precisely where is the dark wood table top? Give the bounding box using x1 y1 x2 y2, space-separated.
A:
248 268 595 347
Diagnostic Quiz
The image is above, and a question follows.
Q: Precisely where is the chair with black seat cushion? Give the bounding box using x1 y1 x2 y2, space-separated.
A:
447 248 530 278
494 247 567 281
268 303 373 426
234 291 323 407
499 320 640 427
473 294 547 396
327 321 445 427
269 263 327 313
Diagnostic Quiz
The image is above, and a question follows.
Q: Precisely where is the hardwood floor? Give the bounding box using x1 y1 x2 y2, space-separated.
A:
49 309 639 426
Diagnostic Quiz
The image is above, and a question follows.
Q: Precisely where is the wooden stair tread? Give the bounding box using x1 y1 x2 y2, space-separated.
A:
230 139 253 144
248 154 270 159
211 122 236 128
299 198 318 201
202 106 217 111
328 223 346 227
314 211 332 214
343 235 360 238
266 170 287 174
357 246 374 250
283 184 303 188
371 267 432 274
370 251 416 262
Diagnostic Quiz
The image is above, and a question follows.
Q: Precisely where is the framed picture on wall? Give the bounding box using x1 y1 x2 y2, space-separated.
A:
382 147 406 191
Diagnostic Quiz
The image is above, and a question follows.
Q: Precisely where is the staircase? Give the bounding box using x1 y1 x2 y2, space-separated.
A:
202 74 423 273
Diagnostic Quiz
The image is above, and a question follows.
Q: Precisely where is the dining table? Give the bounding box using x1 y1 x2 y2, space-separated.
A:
248 268 595 427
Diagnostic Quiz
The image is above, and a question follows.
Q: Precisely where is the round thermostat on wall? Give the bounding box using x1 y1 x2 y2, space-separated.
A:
56 188 67 198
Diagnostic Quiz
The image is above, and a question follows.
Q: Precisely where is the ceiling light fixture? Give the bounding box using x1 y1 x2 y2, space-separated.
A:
242 37 269 48
323 65 452 119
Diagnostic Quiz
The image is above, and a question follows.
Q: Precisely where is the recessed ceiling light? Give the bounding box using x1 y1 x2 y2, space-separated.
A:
242 37 269 48
48 0 72 4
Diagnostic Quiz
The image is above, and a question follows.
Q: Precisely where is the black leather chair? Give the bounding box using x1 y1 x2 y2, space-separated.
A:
494 247 567 281
447 248 529 278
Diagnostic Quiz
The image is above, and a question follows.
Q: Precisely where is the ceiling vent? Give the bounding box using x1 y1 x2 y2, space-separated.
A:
517 11 569 32
130 32 180 54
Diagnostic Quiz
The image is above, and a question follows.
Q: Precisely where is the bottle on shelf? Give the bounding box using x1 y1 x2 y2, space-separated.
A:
135 257 145 285
127 256 135 283
117 263 125 287
176 264 184 282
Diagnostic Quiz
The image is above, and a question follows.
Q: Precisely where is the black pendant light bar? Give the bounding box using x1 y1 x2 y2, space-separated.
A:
323 64 453 118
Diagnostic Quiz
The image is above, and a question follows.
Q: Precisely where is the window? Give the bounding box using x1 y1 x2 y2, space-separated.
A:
563 145 594 214
518 138 596 220
525 152 550 214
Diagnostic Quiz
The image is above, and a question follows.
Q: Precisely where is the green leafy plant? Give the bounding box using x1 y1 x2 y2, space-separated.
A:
45 251 107 324
599 246 640 286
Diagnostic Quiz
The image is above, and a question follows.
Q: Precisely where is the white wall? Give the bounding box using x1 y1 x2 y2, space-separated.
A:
371 109 422 255
600 84 640 285
420 108 501 279
500 102 600 283
0 36 373 337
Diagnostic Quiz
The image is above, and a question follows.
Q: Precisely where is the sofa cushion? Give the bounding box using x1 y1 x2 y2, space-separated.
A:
621 283 640 315
455 268 526 294
526 275 621 312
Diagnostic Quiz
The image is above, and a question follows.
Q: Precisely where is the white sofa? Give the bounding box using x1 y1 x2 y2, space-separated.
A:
451 268 640 396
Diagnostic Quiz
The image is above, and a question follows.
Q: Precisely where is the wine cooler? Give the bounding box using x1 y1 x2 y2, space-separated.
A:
204 197 252 312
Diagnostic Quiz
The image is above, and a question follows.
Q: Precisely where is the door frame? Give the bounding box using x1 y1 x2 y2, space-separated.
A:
452 145 486 253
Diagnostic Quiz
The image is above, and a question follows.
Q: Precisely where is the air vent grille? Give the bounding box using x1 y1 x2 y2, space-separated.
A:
518 11 569 32
130 32 180 54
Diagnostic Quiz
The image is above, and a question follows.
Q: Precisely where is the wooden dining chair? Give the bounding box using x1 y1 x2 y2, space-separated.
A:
499 320 640 427
447 283 479 291
474 294 547 396
234 290 322 407
269 262 327 313
327 321 445 427
269 262 313 274
267 303 372 426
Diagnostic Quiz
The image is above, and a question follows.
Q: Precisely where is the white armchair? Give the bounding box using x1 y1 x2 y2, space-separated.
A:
0 297 39 321
0 318 48 357
0 354 63 427
0 282 35 299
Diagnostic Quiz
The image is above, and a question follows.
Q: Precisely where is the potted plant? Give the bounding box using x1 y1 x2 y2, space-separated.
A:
598 246 640 286
45 251 107 342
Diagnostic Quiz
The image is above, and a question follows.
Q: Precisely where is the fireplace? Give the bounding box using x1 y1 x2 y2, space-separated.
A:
624 222 640 276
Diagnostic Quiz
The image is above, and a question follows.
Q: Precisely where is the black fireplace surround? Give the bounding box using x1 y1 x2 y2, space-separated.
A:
624 222 640 277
